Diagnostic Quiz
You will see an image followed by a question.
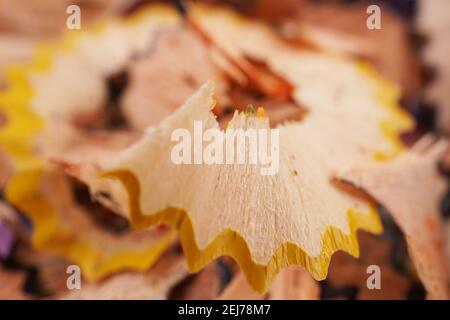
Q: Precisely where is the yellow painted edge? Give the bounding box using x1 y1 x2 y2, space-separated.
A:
356 61 415 160
104 170 382 293
5 169 177 281
0 4 179 280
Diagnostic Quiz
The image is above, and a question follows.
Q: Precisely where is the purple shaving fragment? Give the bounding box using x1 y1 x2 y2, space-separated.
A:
0 219 15 259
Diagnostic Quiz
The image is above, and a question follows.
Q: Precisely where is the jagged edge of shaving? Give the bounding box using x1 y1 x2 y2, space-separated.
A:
103 75 405 293
105 169 382 293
